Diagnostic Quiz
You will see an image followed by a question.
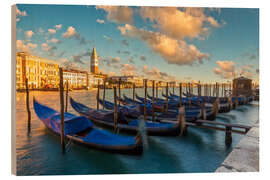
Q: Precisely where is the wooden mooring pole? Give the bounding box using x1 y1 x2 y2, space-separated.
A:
156 82 159 100
144 79 147 120
65 81 69 113
118 78 121 106
96 80 100 110
209 84 211 97
225 126 232 146
132 83 135 102
59 68 65 154
179 83 182 107
197 82 201 97
213 84 216 97
25 78 31 132
179 106 187 136
152 80 155 121
113 86 118 133
185 83 188 95
166 82 169 112
216 82 219 98
172 82 175 95
188 82 191 95
102 79 106 109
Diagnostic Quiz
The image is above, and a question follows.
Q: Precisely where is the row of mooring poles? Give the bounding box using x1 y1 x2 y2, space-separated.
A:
26 71 235 155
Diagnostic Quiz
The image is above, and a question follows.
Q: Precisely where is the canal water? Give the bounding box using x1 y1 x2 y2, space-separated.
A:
16 88 259 175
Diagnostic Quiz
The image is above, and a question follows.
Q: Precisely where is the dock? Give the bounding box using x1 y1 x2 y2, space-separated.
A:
215 119 259 172
186 120 251 134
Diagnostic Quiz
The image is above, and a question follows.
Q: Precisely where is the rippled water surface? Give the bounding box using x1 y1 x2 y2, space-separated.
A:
16 88 259 175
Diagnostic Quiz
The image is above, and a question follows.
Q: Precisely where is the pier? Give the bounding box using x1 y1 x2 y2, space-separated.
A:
216 119 259 172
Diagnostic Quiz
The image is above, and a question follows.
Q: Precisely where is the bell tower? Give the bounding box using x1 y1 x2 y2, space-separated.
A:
90 47 98 74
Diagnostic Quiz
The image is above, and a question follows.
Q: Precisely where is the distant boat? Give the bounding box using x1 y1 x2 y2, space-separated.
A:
33 98 143 155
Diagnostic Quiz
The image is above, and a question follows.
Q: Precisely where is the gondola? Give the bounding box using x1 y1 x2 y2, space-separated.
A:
98 98 141 118
136 93 178 109
169 93 232 113
123 94 217 121
33 98 143 155
70 97 182 136
122 94 165 113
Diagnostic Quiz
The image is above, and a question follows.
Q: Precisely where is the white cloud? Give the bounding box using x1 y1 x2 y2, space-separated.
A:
118 24 209 66
41 43 50 51
103 35 113 43
62 26 79 39
119 63 137 76
38 28 44 34
142 65 175 81
96 6 133 24
27 43 38 49
96 19 105 24
16 6 27 17
25 30 34 38
48 29 56 34
16 40 37 52
213 61 249 79
47 38 61 44
41 43 57 57
54 24 62 30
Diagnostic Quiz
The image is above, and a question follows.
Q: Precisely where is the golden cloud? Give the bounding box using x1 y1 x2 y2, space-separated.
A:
139 7 221 40
96 6 133 24
25 30 34 38
216 61 235 72
118 24 210 66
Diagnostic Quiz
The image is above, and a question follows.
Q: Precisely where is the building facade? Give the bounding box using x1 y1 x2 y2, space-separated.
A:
16 52 59 90
63 69 88 89
16 51 107 90
109 76 144 87
232 76 253 96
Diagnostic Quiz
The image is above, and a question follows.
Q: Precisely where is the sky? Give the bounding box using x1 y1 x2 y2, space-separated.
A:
15 4 259 83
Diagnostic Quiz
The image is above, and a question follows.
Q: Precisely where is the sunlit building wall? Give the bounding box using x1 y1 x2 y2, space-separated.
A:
16 52 59 89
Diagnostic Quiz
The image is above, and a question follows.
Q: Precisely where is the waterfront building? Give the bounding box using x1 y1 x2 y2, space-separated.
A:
232 76 253 96
109 76 144 87
16 50 107 90
63 69 88 89
16 52 59 90
90 47 98 74
88 73 107 87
